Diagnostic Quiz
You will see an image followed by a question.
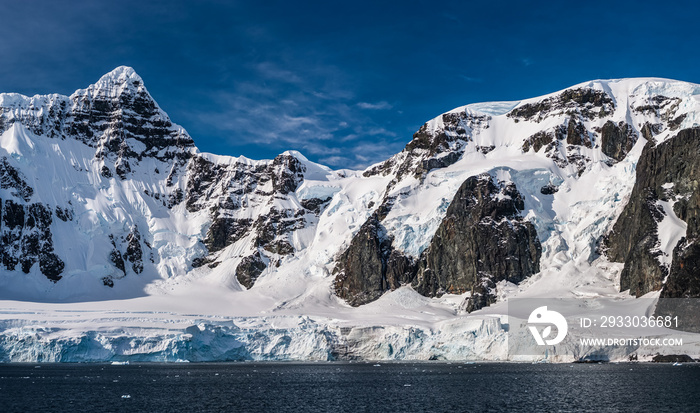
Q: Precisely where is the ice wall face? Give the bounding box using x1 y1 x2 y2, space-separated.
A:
0 315 509 363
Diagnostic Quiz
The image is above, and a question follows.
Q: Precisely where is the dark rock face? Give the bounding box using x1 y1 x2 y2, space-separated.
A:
185 153 305 213
405 112 488 156
463 278 498 313
655 294 700 333
476 145 495 154
271 154 306 194
205 218 253 253
669 114 687 131
0 157 33 201
300 197 332 215
200 206 307 281
604 127 700 297
385 249 415 291
633 94 687 132
334 173 541 310
0 95 69 139
600 121 638 162
254 208 306 256
333 213 414 306
507 88 614 122
55 205 74 222
236 251 267 289
414 151 463 180
413 174 541 309
565 116 592 148
662 240 700 298
115 161 131 180
108 235 127 277
185 156 227 213
522 131 553 153
0 69 196 184
187 153 310 285
124 227 144 274
105 227 148 282
521 119 593 176
540 184 559 195
69 74 195 164
0 200 64 281
166 188 184 208
641 122 662 142
512 90 630 173
333 214 389 305
363 111 489 180
633 95 681 117
100 165 113 178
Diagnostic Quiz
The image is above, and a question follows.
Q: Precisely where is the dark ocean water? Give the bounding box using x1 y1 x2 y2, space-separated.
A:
1 362 699 412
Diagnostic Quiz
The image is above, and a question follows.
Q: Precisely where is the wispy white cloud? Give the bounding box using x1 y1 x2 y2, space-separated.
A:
187 58 406 169
254 61 304 85
365 127 397 137
357 101 393 110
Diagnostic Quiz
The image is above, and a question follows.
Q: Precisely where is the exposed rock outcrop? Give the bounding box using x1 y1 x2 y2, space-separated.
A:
204 218 253 253
124 227 144 274
0 199 64 281
104 226 148 285
521 119 593 176
413 174 541 309
333 213 412 306
334 173 541 310
0 157 34 201
363 111 489 180
605 127 700 297
236 251 267 289
507 87 614 122
188 152 310 283
522 131 553 153
565 116 592 148
600 121 638 162
185 154 304 212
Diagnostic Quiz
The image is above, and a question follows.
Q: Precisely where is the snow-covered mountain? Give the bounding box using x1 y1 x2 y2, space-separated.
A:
0 67 337 301
1 67 700 362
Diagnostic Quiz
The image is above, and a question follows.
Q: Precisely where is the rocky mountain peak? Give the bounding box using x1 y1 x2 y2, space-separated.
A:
76 66 147 100
70 65 164 124
67 67 196 164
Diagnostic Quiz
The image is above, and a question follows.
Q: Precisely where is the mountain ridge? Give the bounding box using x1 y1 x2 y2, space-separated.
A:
1 67 700 309
3 68 700 362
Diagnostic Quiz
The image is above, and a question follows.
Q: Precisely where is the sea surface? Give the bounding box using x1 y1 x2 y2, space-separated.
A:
1 362 699 412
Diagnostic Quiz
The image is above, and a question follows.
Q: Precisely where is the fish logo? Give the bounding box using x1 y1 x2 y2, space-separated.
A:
527 306 568 346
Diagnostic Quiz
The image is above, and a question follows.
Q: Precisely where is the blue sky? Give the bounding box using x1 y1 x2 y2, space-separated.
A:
1 0 698 169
